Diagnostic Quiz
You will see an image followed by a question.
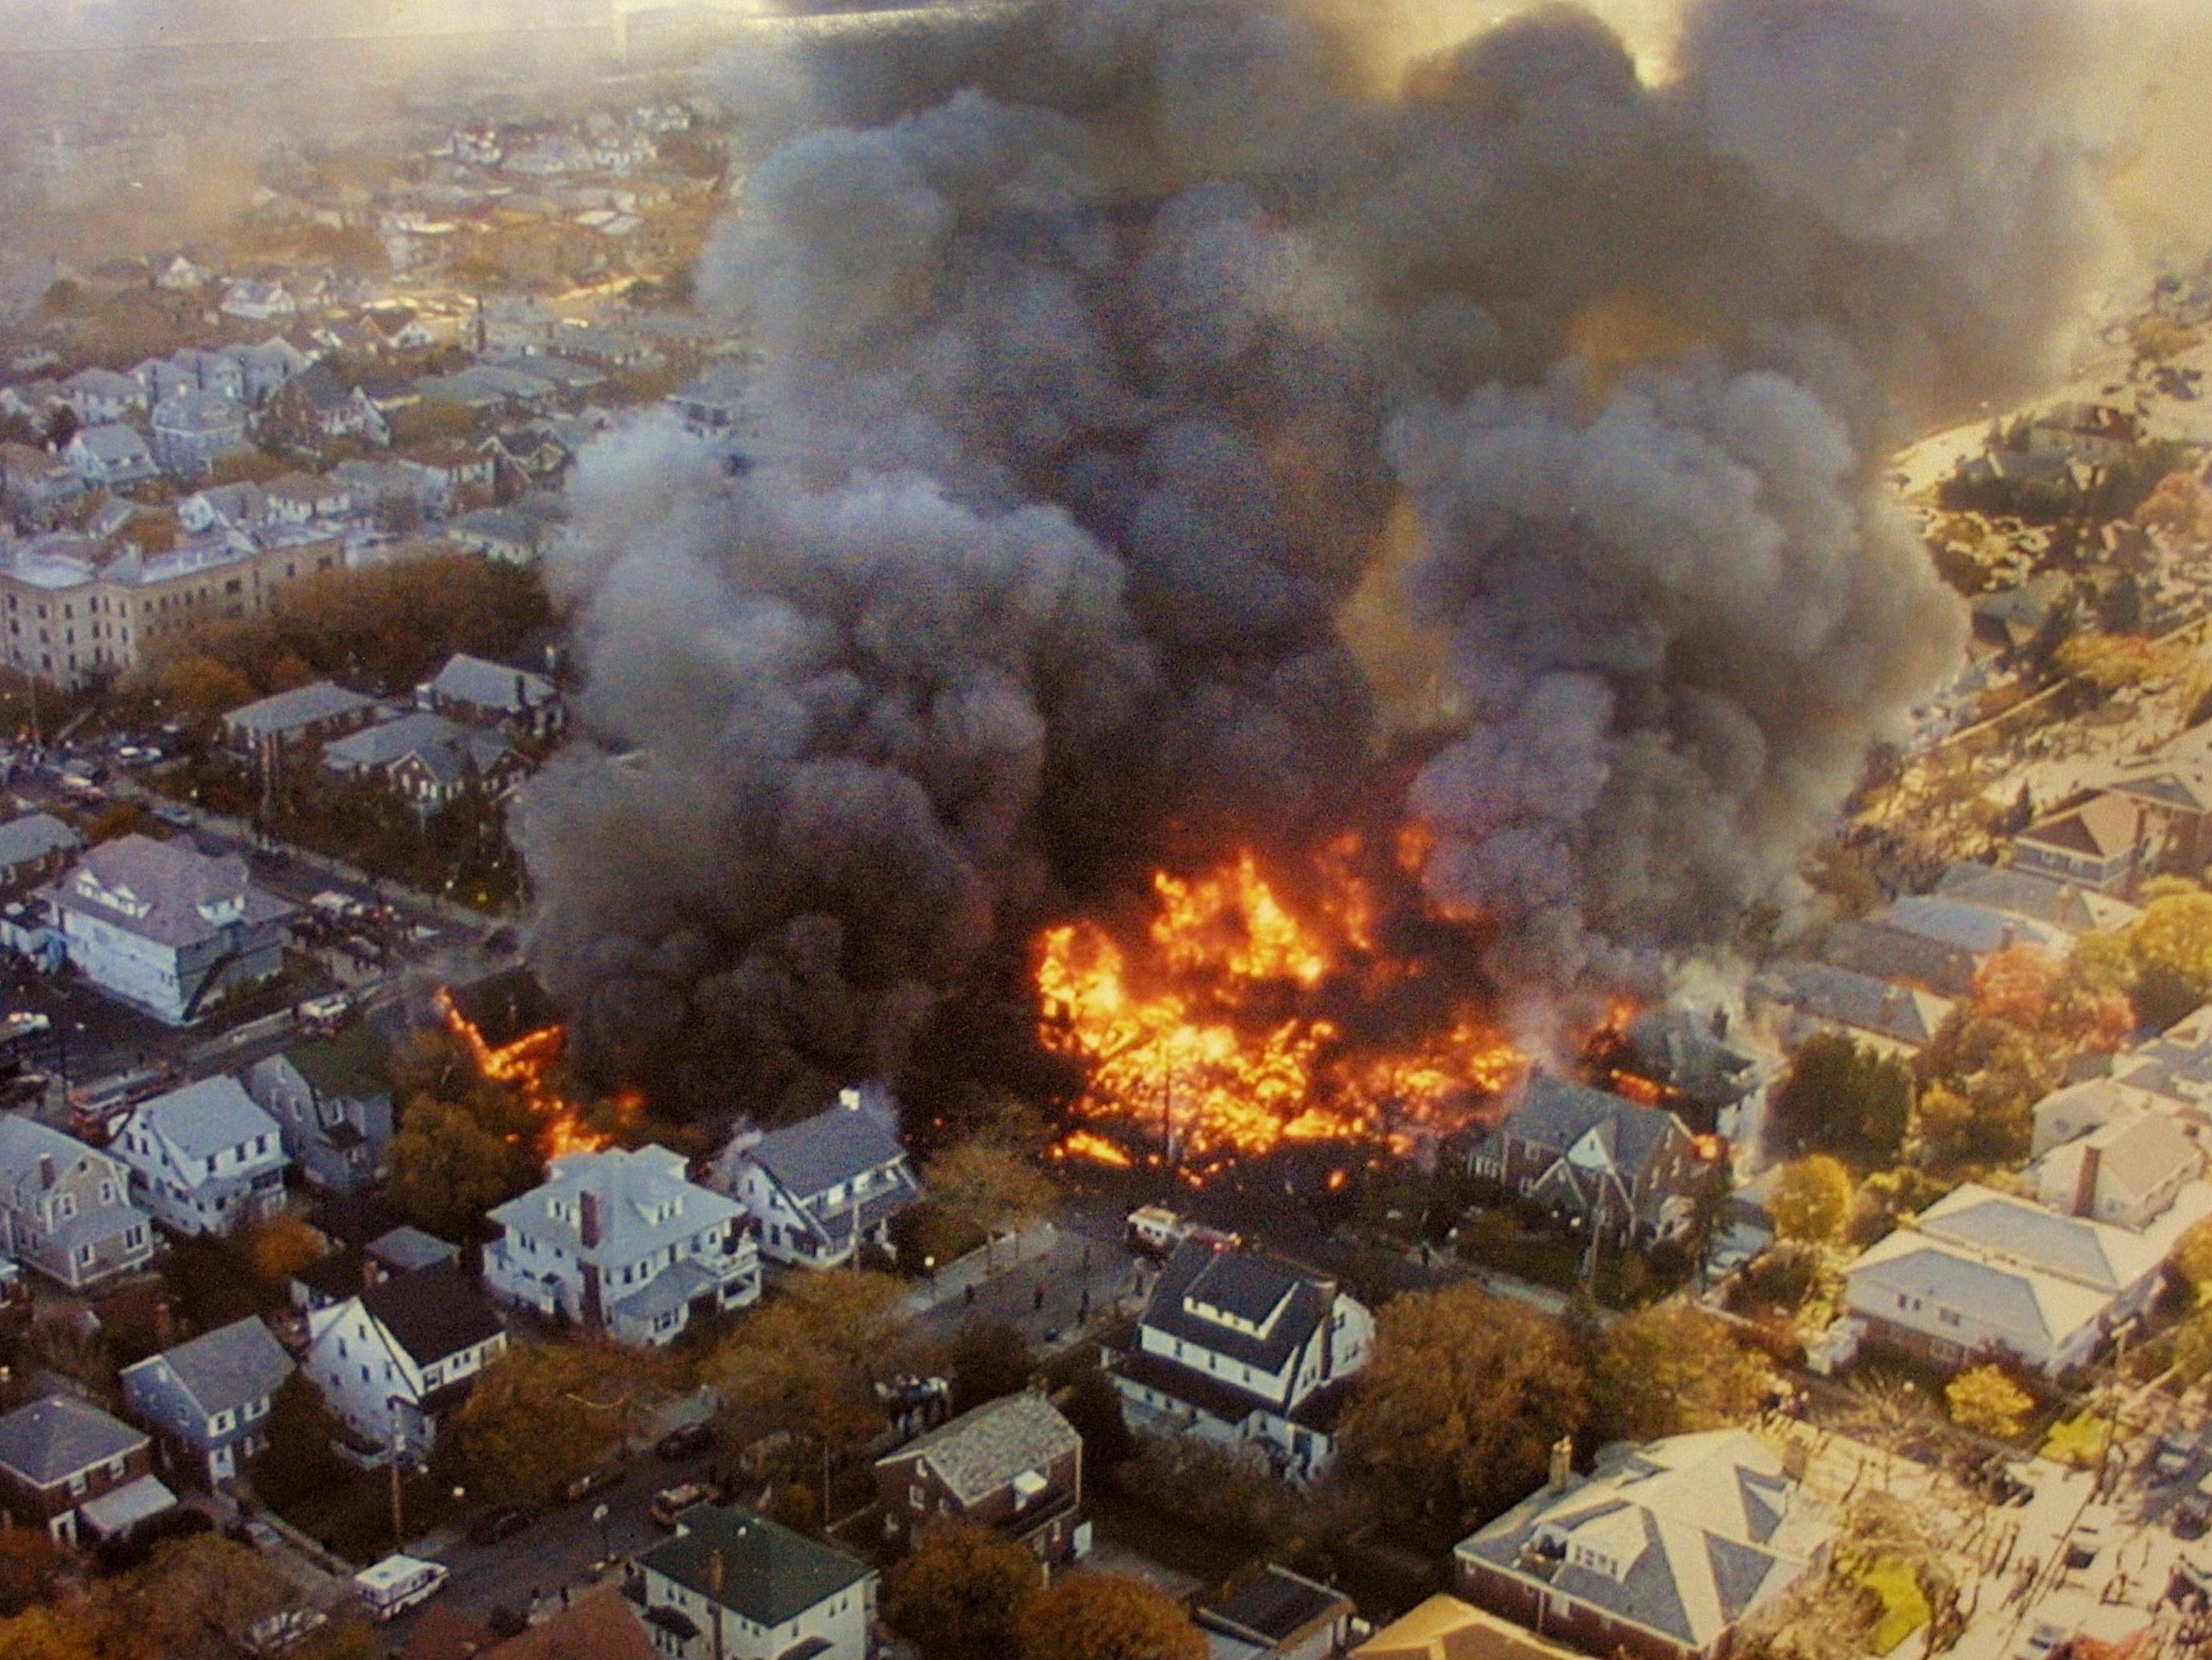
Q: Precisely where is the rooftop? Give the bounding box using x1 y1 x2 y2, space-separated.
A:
743 1092 910 1202
358 1261 503 1369
50 835 292 950
127 1075 281 1162
639 1504 872 1627
223 681 379 740
0 1393 146 1487
488 1145 741 1264
121 1316 292 1420
878 1390 1080 1507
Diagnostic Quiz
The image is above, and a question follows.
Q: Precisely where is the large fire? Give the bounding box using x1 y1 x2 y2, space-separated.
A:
1037 838 1523 1171
437 988 613 1159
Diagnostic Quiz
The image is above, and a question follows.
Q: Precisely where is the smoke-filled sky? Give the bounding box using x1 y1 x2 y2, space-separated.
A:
518 0 2166 1119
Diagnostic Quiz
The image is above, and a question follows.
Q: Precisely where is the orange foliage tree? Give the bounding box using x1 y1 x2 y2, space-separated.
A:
1968 944 2133 1055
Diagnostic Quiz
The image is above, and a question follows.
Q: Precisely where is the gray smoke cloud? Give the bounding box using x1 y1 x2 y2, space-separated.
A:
517 0 2137 1117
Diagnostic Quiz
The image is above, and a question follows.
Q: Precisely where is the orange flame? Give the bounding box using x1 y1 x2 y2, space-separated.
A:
1056 1129 1135 1168
437 989 612 1158
1037 841 1523 1171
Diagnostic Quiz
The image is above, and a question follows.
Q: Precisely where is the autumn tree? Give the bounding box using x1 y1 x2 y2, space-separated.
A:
245 1212 328 1293
1770 1157 1855 1245
1944 1365 2033 1439
0 1528 65 1616
1590 1302 1772 1444
1912 1014 2062 1170
886 1521 1043 1660
252 1373 347 1512
948 1319 1035 1416
2123 891 2212 1028
1340 1282 1587 1525
924 1138 1057 1262
2139 468 2212 542
450 1340 653 1508
708 1269 908 1463
1017 1572 1205 1660
96 1534 290 1660
1968 945 2132 1055
1058 1364 1134 1470
1766 1033 1912 1166
153 653 255 719
0 1605 97 1660
385 1094 538 1241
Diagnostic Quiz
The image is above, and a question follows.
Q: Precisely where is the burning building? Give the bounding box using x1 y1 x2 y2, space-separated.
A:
512 0 2138 1151
438 967 614 1158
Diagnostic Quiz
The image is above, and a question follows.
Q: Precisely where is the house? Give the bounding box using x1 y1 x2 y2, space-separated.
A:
1453 1430 1835 1660
247 1023 395 1193
302 1261 506 1463
290 1224 458 1314
1747 961 1954 1055
0 443 85 520
2029 1110 2204 1231
875 1390 1086 1567
0 1116 155 1289
479 1583 655 1660
2028 402 2140 466
264 471 353 524
1589 1007 1762 1140
47 836 294 1024
177 481 271 535
0 1394 173 1546
60 367 147 425
320 710 524 809
2100 762 2212 879
2012 795 2146 894
150 390 248 476
119 1316 293 1487
0 811 81 890
1466 1074 1711 1247
1841 1181 2212 1376
1934 864 2141 938
483 1145 760 1347
111 1076 289 1237
221 280 297 323
1821 896 2070 999
1196 1566 1357 1660
265 366 387 446
221 680 380 752
447 503 548 566
716 1086 922 1268
666 363 752 433
629 1503 876 1660
1352 1595 1590 1660
396 440 497 498
226 338 312 404
65 424 158 490
1109 1237 1373 1483
419 650 562 737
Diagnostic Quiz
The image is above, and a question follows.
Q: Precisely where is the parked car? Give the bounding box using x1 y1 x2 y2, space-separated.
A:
354 1555 448 1622
467 1507 533 1547
657 1422 714 1461
649 1481 716 1528
148 800 198 828
557 1463 624 1506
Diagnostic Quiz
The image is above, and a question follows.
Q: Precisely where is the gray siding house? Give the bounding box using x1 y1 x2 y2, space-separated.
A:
120 1316 293 1487
248 1023 395 1193
0 1116 155 1289
715 1086 921 1269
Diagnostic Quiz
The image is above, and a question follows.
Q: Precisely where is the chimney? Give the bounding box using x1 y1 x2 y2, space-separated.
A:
36 1154 54 1189
707 1547 724 1598
1782 1438 1810 1484
153 1299 176 1349
1710 1007 1729 1040
2072 1140 2102 1220
579 1189 601 1249
1547 1436 1574 1493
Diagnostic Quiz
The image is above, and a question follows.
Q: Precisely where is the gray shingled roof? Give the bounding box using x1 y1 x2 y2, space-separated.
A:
427 652 556 714
1142 1239 1332 1376
879 1390 1079 1507
0 812 81 871
224 681 378 739
129 1075 281 1162
281 1022 392 1101
746 1102 907 1202
0 1394 145 1486
50 835 294 950
125 1316 292 1419
1505 1074 1686 1179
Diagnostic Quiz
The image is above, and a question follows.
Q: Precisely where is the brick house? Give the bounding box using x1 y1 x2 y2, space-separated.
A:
1467 1074 1711 1248
0 1394 173 1545
874 1391 1086 1569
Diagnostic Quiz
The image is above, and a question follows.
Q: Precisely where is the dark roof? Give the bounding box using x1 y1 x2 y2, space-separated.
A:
640 1505 872 1627
1199 1567 1352 1648
1139 1240 1333 1380
447 966 560 1050
1503 1075 1687 1179
359 1261 502 1368
294 1245 371 1304
1623 1010 1758 1114
312 1190 407 1247
1819 919 1976 999
745 1097 907 1201
0 1394 145 1486
284 1022 392 1101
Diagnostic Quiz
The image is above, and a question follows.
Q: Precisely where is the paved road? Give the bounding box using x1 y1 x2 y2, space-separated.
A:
903 1204 1149 1354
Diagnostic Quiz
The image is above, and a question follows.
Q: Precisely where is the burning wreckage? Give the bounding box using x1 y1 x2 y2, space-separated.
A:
498 0 2136 1174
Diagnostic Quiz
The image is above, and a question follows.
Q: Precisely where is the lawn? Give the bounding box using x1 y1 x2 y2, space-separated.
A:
1857 1559 1931 1655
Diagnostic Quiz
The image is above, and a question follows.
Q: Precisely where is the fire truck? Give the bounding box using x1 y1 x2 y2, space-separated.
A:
1124 1205 1239 1257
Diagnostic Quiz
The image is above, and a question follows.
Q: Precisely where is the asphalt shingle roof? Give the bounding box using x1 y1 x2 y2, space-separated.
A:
358 1261 502 1369
1141 1238 1332 1377
281 1022 393 1101
641 1504 872 1627
223 681 378 740
879 1390 1079 1507
128 1075 280 1161
427 652 556 715
0 1394 145 1486
1504 1074 1686 1179
0 812 81 872
125 1316 292 1419
746 1100 908 1202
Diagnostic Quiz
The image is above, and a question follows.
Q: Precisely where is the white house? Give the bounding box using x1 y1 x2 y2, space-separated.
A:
60 368 146 425
302 1261 506 1464
483 1145 759 1347
112 1076 288 1237
1109 1238 1374 1484
715 1086 921 1269
2031 1110 2205 1231
120 1316 293 1487
47 836 294 1024
220 280 296 323
630 1503 876 1660
1843 1181 2212 1377
150 390 248 475
64 424 158 490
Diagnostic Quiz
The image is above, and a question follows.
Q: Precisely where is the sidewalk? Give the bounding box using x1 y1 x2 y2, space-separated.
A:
896 1222 1059 1318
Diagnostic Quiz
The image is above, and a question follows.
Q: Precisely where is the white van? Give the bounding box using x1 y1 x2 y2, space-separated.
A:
353 1555 449 1621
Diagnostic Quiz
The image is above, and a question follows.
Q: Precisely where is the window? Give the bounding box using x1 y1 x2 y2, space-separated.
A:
97 1181 113 1205
55 1193 76 1221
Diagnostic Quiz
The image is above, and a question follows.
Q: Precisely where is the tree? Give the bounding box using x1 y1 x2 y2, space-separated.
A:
42 405 77 451
0 1606 97 1660
948 1319 1034 1417
153 653 255 719
1912 1015 2059 1170
384 1094 538 1241
2128 891 2212 1013
924 1139 1056 1260
2174 1217 2212 1299
2139 468 2212 542
246 1212 328 1291
449 1341 644 1508
1339 1282 1587 1525
1769 1157 1854 1245
1590 1302 1772 1444
1968 945 2132 1055
252 1372 347 1512
886 1521 1042 1660
1058 1364 1133 1470
1944 1365 2033 1439
1017 1572 1205 1660
1766 1033 1912 1165
97 1534 289 1660
83 802 155 846
708 1269 907 1460
0 1528 65 1617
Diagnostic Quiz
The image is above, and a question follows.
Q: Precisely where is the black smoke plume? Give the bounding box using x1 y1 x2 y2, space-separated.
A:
517 0 2133 1119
